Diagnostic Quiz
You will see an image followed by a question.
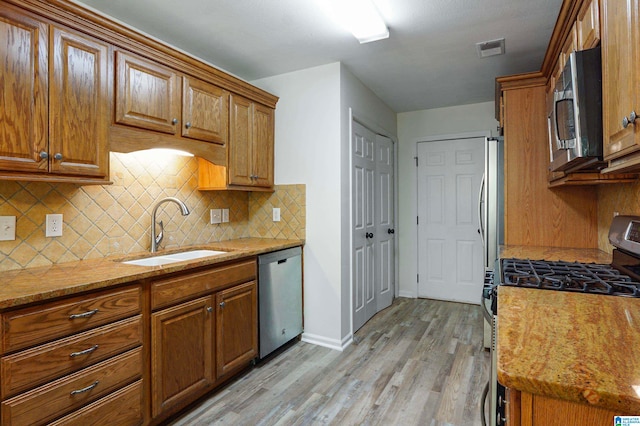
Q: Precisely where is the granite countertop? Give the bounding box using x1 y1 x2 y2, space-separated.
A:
497 286 640 414
0 238 303 310
497 245 640 414
500 245 612 264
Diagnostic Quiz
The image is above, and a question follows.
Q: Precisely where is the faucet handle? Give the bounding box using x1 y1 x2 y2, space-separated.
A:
155 220 164 247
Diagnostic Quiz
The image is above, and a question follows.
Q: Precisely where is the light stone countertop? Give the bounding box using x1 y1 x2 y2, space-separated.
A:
497 245 640 414
0 238 303 310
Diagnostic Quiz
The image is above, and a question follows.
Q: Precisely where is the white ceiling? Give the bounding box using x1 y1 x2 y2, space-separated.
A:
76 0 563 113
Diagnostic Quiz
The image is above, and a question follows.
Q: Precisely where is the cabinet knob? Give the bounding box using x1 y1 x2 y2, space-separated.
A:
54 153 63 161
185 122 192 129
387 228 395 234
207 306 213 313
219 301 225 308
623 111 638 128
39 151 48 160
172 118 178 125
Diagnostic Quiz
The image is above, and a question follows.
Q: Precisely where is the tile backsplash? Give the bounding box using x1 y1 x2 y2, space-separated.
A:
0 151 305 271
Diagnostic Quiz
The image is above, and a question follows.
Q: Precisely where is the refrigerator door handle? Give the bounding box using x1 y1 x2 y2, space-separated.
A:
477 173 485 246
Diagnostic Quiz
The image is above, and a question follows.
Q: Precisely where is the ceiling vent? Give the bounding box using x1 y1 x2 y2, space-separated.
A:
476 38 505 58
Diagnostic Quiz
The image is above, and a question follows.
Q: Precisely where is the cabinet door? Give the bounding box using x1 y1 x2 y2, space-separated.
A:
228 94 253 186
50 27 109 177
182 76 228 145
0 5 48 173
251 103 274 187
216 281 257 378
151 296 214 417
115 51 180 135
602 0 640 159
577 0 600 50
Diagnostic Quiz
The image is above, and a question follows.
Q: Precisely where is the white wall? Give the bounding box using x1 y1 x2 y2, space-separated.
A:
397 102 498 297
253 63 397 349
253 63 344 349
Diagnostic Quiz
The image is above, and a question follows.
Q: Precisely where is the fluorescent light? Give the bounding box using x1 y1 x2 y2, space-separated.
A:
319 0 389 44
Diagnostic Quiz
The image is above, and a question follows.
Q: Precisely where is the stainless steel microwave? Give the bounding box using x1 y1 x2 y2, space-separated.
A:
547 45 603 173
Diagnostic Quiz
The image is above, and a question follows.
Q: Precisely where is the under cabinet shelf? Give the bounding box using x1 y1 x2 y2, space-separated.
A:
548 171 638 187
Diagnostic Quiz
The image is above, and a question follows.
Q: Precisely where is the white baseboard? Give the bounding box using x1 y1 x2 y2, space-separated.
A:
301 332 353 351
398 290 417 298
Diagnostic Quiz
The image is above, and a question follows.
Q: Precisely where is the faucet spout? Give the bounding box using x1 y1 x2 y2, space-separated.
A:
150 197 190 253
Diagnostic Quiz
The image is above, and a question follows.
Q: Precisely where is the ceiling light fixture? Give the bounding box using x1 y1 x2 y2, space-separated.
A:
319 0 389 44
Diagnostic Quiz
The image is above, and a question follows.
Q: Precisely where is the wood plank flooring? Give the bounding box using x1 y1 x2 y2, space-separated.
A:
170 297 489 426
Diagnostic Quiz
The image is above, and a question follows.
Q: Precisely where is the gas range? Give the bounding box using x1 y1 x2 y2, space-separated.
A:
481 215 640 426
500 258 640 297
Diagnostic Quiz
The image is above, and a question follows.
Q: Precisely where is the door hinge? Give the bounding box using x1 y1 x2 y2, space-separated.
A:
417 274 419 283
416 216 419 225
414 156 418 167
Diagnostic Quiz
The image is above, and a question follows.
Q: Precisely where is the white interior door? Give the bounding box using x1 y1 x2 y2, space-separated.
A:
353 122 377 332
376 134 394 312
417 137 484 304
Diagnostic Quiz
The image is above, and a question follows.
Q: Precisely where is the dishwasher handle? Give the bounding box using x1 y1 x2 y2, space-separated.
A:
277 259 287 264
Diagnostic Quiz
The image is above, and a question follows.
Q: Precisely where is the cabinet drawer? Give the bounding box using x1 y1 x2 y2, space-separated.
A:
48 380 143 426
1 347 142 426
1 315 142 398
2 285 141 353
151 260 256 310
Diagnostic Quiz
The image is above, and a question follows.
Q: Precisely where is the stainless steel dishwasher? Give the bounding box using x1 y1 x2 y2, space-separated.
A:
258 246 303 359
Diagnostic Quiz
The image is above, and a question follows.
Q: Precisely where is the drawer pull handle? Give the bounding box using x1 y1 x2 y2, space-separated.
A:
70 380 99 395
70 344 99 358
69 309 99 320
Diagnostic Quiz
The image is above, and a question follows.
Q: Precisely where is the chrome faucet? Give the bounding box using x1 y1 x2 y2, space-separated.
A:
150 197 190 252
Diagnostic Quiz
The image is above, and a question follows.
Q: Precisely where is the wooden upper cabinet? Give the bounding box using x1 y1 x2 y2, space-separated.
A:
252 103 275 187
182 76 228 145
577 0 600 50
50 27 109 177
229 94 253 186
601 0 640 162
115 50 180 134
0 4 48 173
226 94 274 189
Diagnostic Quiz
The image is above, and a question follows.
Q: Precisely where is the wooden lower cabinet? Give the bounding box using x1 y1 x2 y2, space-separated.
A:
49 380 143 426
149 261 259 421
507 389 623 426
151 296 214 417
216 281 258 378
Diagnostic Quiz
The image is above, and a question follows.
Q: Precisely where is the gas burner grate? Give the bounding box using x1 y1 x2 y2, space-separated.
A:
500 258 640 297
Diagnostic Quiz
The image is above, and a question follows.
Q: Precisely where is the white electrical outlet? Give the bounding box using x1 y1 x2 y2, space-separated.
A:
210 209 222 224
0 216 16 241
222 209 229 223
46 214 63 237
272 208 281 222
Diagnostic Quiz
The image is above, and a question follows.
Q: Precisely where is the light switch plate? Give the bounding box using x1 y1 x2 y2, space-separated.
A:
46 214 63 237
0 216 16 241
222 209 229 223
210 209 222 224
272 208 281 222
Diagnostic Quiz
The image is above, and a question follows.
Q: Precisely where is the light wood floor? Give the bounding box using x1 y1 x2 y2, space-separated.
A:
170 297 489 426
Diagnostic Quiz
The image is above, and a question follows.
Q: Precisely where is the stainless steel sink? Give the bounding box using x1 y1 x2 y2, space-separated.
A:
121 250 227 266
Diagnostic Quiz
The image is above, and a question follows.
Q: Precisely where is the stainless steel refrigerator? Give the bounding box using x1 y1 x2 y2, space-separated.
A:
479 136 504 271
479 136 503 351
